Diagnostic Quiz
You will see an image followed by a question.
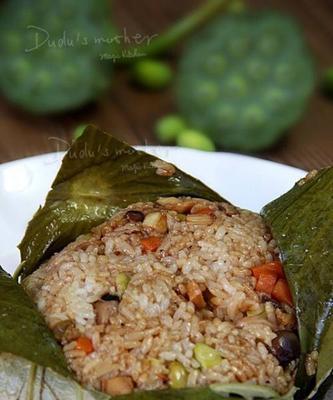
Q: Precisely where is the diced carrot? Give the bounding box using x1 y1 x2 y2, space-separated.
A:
186 281 206 309
255 273 278 295
193 207 214 215
272 279 293 306
140 236 162 252
251 261 285 279
76 337 94 354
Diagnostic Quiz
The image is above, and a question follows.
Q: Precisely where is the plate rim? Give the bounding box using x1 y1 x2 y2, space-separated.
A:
0 147 306 175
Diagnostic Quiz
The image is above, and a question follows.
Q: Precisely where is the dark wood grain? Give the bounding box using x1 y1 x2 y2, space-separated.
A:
0 0 332 170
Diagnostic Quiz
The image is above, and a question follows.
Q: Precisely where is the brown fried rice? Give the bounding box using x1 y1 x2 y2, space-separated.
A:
23 197 297 396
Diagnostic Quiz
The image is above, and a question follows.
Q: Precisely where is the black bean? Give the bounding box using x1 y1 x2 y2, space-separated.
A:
271 330 300 366
101 293 120 302
126 210 144 222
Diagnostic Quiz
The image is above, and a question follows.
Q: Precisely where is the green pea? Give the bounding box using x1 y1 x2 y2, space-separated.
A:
177 130 215 152
132 59 173 90
155 115 187 143
194 343 222 369
116 272 130 294
73 124 88 140
169 361 188 389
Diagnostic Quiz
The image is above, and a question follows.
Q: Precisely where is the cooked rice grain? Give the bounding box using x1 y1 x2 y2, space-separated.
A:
24 197 296 395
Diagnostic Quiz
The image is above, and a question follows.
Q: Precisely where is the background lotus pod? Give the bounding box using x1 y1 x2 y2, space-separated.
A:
176 11 316 152
0 0 118 114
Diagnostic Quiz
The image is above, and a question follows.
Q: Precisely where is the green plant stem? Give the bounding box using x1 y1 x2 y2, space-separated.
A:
119 0 230 63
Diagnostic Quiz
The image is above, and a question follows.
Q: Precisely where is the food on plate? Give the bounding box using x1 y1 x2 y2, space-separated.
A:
23 196 297 395
0 126 331 400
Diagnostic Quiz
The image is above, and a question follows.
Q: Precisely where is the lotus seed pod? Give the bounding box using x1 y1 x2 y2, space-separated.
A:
0 0 118 114
176 11 315 151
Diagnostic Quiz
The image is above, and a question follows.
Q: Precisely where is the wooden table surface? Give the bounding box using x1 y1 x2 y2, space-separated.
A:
0 0 333 170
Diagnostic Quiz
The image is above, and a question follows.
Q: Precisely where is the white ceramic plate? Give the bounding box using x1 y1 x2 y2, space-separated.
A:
0 147 305 276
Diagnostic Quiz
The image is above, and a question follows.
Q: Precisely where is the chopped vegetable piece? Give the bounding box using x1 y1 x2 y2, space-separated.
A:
155 115 187 143
143 212 168 233
116 272 130 294
255 273 278 295
272 279 293 306
177 129 216 151
194 343 222 368
76 337 94 354
169 361 188 389
101 376 134 396
177 213 187 221
150 358 162 367
192 207 214 215
94 300 118 324
131 59 173 90
186 281 206 309
251 261 285 279
157 197 196 213
186 214 214 225
151 159 176 177
246 303 265 317
140 236 162 252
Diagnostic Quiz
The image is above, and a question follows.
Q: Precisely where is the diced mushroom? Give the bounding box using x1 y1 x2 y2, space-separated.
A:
275 308 296 329
101 376 134 395
94 300 119 324
186 281 206 309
